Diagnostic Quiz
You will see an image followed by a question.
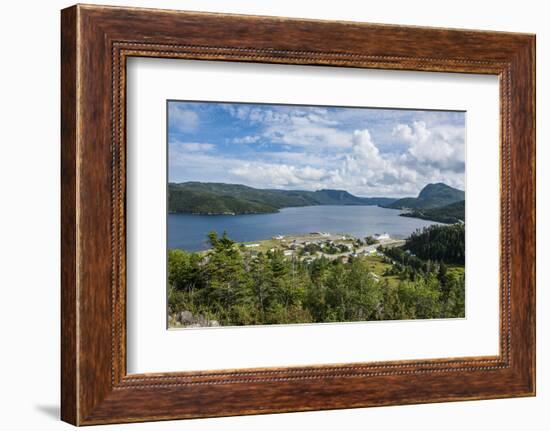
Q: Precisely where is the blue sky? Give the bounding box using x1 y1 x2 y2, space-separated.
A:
168 101 465 198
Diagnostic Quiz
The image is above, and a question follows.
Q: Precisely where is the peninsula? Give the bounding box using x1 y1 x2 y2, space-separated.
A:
168 181 465 224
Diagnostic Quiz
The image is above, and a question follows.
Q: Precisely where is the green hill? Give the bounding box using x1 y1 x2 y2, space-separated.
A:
401 200 465 224
168 182 397 215
309 189 395 206
404 223 465 264
383 183 464 210
169 187 278 215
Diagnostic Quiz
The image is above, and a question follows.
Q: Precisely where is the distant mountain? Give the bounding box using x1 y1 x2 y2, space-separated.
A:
383 183 464 210
168 182 397 215
401 200 465 224
358 196 398 206
308 189 396 207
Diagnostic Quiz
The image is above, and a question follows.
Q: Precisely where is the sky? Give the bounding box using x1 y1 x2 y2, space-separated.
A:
168 101 465 198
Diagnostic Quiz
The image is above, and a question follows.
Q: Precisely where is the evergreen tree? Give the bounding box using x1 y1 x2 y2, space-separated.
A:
203 231 246 323
167 231 465 327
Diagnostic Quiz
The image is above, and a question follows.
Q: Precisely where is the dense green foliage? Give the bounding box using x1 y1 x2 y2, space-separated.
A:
168 182 397 215
403 223 465 264
402 200 465 224
384 183 464 210
169 187 278 215
168 229 465 327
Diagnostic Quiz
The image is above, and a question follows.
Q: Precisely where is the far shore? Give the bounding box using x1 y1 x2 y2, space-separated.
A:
169 203 454 225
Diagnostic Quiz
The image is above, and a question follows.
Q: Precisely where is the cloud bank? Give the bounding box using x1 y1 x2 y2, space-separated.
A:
168 102 465 197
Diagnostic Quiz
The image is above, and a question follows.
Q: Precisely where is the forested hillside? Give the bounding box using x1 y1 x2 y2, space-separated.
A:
168 224 465 327
169 187 279 215
383 183 464 210
405 223 465 264
168 182 397 214
402 200 465 224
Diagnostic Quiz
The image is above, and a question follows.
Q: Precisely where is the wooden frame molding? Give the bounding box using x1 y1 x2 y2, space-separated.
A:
61 4 535 426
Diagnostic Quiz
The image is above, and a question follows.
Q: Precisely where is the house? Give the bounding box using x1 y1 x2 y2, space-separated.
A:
311 232 330 237
374 232 390 240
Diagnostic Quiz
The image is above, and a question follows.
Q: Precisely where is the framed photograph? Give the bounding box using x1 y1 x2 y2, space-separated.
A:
61 4 535 425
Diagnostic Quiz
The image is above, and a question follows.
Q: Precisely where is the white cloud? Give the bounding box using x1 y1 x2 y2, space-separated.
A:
169 105 199 132
263 115 352 149
351 130 382 164
393 121 465 172
229 163 328 188
232 135 261 145
169 114 465 197
222 105 290 124
219 128 423 195
299 166 327 181
260 151 335 167
174 142 215 153
336 129 421 195
224 105 352 149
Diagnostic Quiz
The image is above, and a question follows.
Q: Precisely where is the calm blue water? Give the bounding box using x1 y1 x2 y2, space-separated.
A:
168 205 442 252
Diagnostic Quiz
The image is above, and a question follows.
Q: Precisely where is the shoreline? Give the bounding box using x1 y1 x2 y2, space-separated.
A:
171 231 406 260
169 204 452 225
169 203 393 217
168 206 448 252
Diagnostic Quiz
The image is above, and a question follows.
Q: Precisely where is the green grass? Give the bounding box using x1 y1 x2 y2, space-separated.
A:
240 239 282 254
239 241 402 288
362 255 400 288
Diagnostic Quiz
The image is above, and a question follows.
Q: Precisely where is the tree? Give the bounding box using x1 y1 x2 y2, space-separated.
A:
167 231 465 327
364 236 377 245
248 252 272 321
346 258 383 321
397 275 441 319
325 262 349 321
380 281 404 320
438 261 449 302
441 272 465 318
404 224 465 264
203 231 246 323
